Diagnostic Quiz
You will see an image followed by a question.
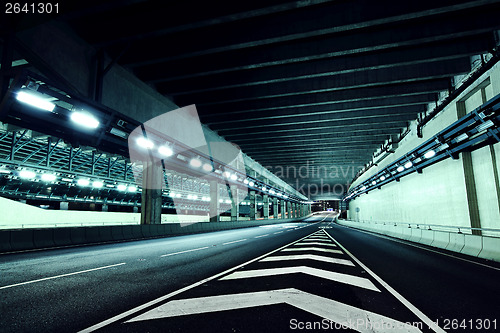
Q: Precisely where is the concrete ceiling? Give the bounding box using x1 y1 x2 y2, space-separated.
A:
20 0 500 199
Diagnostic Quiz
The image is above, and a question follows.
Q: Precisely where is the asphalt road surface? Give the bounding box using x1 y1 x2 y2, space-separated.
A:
1 213 499 332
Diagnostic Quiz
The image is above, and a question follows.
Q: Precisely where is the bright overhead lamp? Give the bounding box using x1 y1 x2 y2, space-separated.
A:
277 192 282 197
158 146 173 157
136 137 154 149
454 133 468 143
283 195 288 199
225 199 232 204
397 166 405 173
77 179 90 186
230 174 237 181
379 175 386 181
261 186 267 191
360 186 366 191
128 186 137 192
223 171 231 178
117 184 127 191
475 120 494 132
41 173 57 182
219 199 224 203
371 181 377 186
404 161 413 169
70 111 100 129
175 193 182 198
243 179 249 184
202 163 213 172
248 181 255 187
169 192 176 197
424 150 436 159
0 168 10 174
189 158 202 168
16 90 55 111
92 181 104 188
19 170 37 179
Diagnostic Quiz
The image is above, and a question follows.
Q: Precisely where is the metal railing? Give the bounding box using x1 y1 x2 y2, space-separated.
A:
339 219 500 237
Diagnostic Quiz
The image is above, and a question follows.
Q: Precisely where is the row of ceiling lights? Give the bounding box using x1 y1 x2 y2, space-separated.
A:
345 106 497 201
135 136 292 200
13 87 301 203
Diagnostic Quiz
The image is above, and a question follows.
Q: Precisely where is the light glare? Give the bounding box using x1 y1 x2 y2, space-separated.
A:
70 111 100 129
16 91 55 111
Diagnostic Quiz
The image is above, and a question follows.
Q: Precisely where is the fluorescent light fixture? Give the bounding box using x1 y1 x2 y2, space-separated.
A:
262 186 267 191
219 199 224 203
360 186 366 191
454 133 468 143
61 178 73 182
475 120 494 132
77 179 90 186
19 170 36 179
136 137 154 149
438 143 449 151
16 91 55 111
0 168 10 174
397 166 405 172
277 193 282 197
117 184 127 191
158 146 173 157
128 186 137 192
92 181 104 188
223 171 231 178
248 181 255 187
70 111 100 129
424 150 436 159
175 193 182 198
283 195 288 199
202 163 213 172
269 189 275 194
110 127 128 139
379 175 386 181
41 173 57 182
371 181 377 186
225 199 231 204
189 158 202 168
230 174 237 181
169 192 176 197
243 179 249 184
106 184 115 188
404 161 413 169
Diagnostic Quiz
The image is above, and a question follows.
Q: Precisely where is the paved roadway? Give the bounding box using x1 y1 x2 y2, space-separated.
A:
1 213 499 332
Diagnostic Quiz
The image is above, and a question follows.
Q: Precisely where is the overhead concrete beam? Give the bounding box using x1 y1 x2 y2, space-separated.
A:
196 80 449 111
173 59 470 104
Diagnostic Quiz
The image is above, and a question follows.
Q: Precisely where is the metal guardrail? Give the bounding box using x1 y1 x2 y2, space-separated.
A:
340 219 500 237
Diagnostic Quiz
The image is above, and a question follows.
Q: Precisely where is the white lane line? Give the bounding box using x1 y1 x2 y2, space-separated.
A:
161 247 209 257
273 231 284 234
220 266 380 292
261 254 354 267
125 288 420 332
282 247 343 254
78 231 319 332
222 239 247 245
323 230 446 333
255 234 269 238
0 263 126 290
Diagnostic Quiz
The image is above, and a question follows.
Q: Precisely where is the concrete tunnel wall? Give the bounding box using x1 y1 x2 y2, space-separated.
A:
348 61 500 234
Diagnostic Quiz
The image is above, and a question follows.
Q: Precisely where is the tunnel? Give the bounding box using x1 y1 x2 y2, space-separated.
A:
1 1 500 332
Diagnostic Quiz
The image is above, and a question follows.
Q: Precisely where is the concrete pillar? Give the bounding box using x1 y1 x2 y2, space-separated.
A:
272 197 279 218
249 190 257 220
457 101 481 235
287 201 292 219
230 185 239 221
210 180 220 222
263 194 270 219
102 204 108 212
140 162 162 225
281 200 286 219
59 201 68 210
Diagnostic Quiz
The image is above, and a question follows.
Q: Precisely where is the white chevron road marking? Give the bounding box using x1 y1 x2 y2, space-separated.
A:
294 241 337 246
126 288 421 333
260 254 354 266
220 266 380 292
282 247 343 254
